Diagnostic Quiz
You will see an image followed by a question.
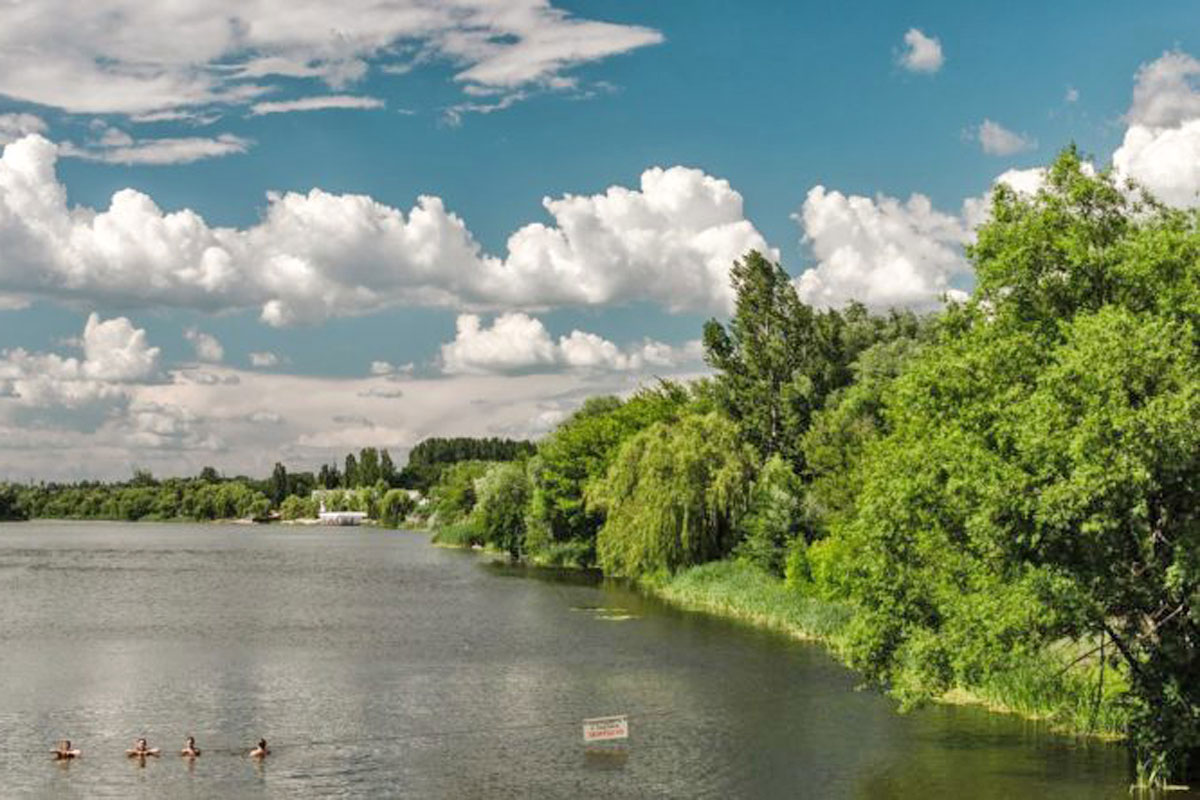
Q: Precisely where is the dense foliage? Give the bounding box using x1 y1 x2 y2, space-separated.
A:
417 148 1198 786
397 437 535 491
7 145 1195 787
591 413 757 577
11 475 272 521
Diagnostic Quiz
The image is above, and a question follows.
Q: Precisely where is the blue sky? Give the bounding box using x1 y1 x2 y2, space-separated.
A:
0 0 1196 478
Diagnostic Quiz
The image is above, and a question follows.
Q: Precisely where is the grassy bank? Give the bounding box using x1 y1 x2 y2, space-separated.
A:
645 560 1129 741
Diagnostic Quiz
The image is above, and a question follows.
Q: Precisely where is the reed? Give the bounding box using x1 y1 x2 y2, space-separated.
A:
649 559 1130 741
650 560 852 643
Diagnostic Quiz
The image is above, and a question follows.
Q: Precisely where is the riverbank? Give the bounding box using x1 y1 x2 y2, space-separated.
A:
644 560 1129 742
430 531 1130 744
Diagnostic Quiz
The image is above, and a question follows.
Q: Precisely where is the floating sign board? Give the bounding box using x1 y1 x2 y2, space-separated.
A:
583 715 629 743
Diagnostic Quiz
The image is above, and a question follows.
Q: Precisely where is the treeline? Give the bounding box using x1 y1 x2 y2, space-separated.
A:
397 437 536 491
10 472 272 522
423 150 1200 786
1 440 534 526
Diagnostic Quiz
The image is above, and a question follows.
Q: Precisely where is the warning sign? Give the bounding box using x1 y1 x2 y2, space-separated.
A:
582 715 629 743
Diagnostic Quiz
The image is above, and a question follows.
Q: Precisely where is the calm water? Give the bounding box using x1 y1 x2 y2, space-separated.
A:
0 521 1147 798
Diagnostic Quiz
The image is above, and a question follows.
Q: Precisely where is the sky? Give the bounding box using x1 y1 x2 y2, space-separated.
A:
0 0 1197 480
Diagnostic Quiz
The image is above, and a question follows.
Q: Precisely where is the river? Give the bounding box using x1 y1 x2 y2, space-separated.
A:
0 521 1143 798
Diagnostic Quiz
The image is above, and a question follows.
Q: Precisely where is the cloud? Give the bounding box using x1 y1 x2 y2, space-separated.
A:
175 369 239 386
975 119 1037 156
1113 51 1200 207
0 113 46 145
249 351 280 367
794 187 971 310
0 139 772 323
1065 86 1079 104
119 402 221 451
441 312 701 375
184 328 224 362
0 313 159 408
250 95 386 116
0 1 663 117
0 355 711 479
1125 50 1200 128
897 28 943 74
357 384 406 399
62 133 252 165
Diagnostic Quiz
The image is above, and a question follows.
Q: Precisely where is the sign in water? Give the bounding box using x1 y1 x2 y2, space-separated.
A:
582 715 629 743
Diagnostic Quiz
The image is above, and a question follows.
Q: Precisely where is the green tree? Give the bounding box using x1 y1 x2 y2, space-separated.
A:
591 413 757 578
358 448 380 486
703 251 839 470
344 453 358 489
527 382 693 555
267 462 288 506
474 462 531 558
428 461 492 524
380 450 397 486
826 150 1200 784
378 489 415 528
733 454 804 575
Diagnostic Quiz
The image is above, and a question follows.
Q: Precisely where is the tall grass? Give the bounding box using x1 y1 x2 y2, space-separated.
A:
431 521 483 548
649 559 1130 741
650 560 852 642
957 656 1130 738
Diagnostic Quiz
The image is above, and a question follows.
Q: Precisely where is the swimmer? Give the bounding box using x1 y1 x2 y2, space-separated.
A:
126 737 160 758
249 738 270 759
180 736 201 758
51 740 81 760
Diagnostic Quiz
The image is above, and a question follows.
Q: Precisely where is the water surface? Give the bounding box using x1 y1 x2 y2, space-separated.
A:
0 522 1148 798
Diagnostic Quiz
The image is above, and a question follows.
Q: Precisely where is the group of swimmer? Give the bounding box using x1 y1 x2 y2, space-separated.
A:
52 736 270 761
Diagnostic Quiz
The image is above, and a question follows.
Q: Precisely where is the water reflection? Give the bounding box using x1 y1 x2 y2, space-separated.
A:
0 522 1175 798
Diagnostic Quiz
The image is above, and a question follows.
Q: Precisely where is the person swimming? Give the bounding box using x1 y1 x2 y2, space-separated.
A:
249 738 270 759
126 737 160 758
51 740 80 760
180 736 201 757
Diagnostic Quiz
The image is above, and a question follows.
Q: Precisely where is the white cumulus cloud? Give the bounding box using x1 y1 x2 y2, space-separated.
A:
0 139 772 324
249 351 280 368
1113 51 1200 207
794 188 971 310
0 313 160 407
898 28 944 74
441 312 701 375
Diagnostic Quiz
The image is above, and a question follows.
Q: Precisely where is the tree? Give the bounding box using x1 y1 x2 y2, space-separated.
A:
344 453 358 489
318 463 341 489
825 150 1200 785
267 462 288 506
358 448 380 486
703 252 908 472
527 383 693 554
591 413 757 578
378 489 415 528
380 449 397 486
475 462 531 558
733 455 804 575
428 461 492 524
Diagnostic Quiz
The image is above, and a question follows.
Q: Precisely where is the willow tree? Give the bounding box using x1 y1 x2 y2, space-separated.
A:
591 413 757 578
